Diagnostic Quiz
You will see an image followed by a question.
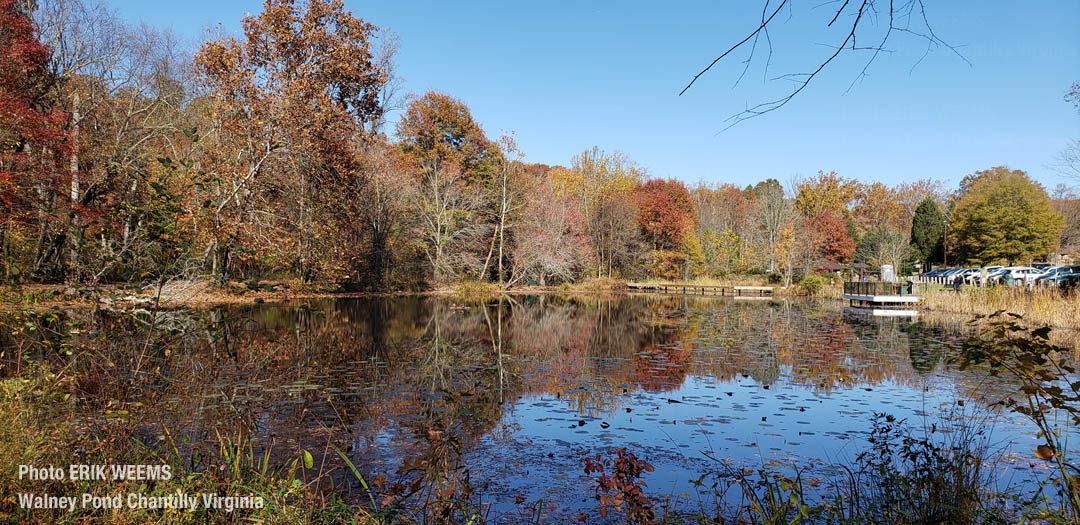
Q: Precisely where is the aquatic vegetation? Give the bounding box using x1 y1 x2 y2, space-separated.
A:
954 312 1080 521
922 286 1080 330
584 448 656 523
450 280 502 304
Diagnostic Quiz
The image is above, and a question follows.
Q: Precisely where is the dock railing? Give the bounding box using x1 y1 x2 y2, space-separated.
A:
843 281 916 296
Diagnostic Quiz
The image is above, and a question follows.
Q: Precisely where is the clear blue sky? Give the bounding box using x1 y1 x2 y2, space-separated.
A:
109 0 1080 190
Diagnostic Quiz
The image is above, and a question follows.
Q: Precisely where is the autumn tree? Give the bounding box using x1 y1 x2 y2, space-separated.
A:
29 0 127 281
395 92 500 281
909 197 946 268
636 179 696 279
691 182 754 240
851 182 904 233
748 178 792 272
636 179 695 250
773 221 801 287
194 0 387 281
700 228 741 277
511 176 589 286
396 91 494 184
351 141 418 288
804 211 855 264
948 167 1063 265
794 170 858 218
553 147 644 278
0 0 70 281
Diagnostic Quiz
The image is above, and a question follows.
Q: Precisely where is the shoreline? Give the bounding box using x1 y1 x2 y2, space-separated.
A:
4 280 1079 331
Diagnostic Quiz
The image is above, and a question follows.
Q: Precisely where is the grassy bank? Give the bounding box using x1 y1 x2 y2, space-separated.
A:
921 285 1080 329
0 366 368 524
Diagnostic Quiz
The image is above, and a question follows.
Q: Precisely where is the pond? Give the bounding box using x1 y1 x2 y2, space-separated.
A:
4 294 1073 521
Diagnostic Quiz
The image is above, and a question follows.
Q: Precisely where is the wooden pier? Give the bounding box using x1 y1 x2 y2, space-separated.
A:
842 281 921 310
626 283 774 297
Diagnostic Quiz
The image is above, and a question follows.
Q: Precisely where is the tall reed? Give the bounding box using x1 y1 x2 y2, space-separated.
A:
921 286 1080 329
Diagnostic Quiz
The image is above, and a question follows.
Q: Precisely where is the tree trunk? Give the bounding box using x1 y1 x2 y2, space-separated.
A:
68 92 81 282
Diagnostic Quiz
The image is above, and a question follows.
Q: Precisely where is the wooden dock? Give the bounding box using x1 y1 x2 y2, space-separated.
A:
626 283 774 297
842 281 921 309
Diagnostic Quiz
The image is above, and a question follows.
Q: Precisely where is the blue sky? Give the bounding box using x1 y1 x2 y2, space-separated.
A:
109 0 1080 190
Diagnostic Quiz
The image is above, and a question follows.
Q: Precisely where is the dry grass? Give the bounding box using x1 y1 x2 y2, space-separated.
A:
449 280 502 304
922 286 1080 329
636 275 772 287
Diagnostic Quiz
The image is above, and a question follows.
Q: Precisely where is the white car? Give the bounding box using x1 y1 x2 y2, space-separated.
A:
968 266 1003 286
961 268 983 284
987 266 1040 286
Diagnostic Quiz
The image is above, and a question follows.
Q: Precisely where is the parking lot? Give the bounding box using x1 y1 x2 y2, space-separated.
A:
916 264 1080 289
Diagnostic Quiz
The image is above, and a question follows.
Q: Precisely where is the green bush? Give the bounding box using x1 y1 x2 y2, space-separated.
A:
797 275 827 296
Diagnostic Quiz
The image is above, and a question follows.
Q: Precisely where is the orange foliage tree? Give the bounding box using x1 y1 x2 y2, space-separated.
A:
636 179 696 279
194 0 387 281
636 179 695 250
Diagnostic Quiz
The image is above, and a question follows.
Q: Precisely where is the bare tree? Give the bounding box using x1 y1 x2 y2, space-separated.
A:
362 30 404 138
567 147 645 278
751 180 792 272
417 158 483 281
510 179 587 286
1051 184 1080 258
1054 138 1080 182
681 1 967 129
489 134 527 286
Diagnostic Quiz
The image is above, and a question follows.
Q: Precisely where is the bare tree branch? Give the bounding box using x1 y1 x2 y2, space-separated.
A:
681 0 969 130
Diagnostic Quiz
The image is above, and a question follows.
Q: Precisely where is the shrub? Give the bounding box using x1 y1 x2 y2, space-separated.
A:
797 275 826 296
649 250 686 281
450 280 500 304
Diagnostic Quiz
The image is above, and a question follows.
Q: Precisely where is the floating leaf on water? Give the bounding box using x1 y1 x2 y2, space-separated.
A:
1034 445 1054 461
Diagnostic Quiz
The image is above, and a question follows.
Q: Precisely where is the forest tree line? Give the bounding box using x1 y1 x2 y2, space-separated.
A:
2 0 1077 291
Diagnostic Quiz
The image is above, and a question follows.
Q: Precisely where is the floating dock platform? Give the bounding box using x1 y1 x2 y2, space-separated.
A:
626 283 774 297
842 281 921 313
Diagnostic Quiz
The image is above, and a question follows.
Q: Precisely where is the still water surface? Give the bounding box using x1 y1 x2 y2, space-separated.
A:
19 294 1070 519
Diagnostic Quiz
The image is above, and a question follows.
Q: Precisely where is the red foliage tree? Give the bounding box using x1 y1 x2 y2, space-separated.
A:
803 211 855 264
636 178 695 250
0 0 69 230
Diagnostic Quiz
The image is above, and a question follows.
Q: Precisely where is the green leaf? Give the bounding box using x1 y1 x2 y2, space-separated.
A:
302 450 313 469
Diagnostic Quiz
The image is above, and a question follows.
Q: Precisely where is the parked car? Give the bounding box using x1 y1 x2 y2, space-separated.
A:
964 267 1003 285
1036 265 1080 287
969 266 1004 285
986 266 1040 286
943 268 968 283
1029 266 1063 286
959 268 981 284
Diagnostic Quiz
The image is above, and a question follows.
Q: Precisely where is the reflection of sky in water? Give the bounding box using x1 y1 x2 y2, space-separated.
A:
475 367 1056 517
134 295 1076 521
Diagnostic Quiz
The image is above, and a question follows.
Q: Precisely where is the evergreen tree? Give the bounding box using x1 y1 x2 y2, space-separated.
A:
910 197 946 268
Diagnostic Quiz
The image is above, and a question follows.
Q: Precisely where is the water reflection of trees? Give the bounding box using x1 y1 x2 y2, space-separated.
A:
1 295 1021 514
